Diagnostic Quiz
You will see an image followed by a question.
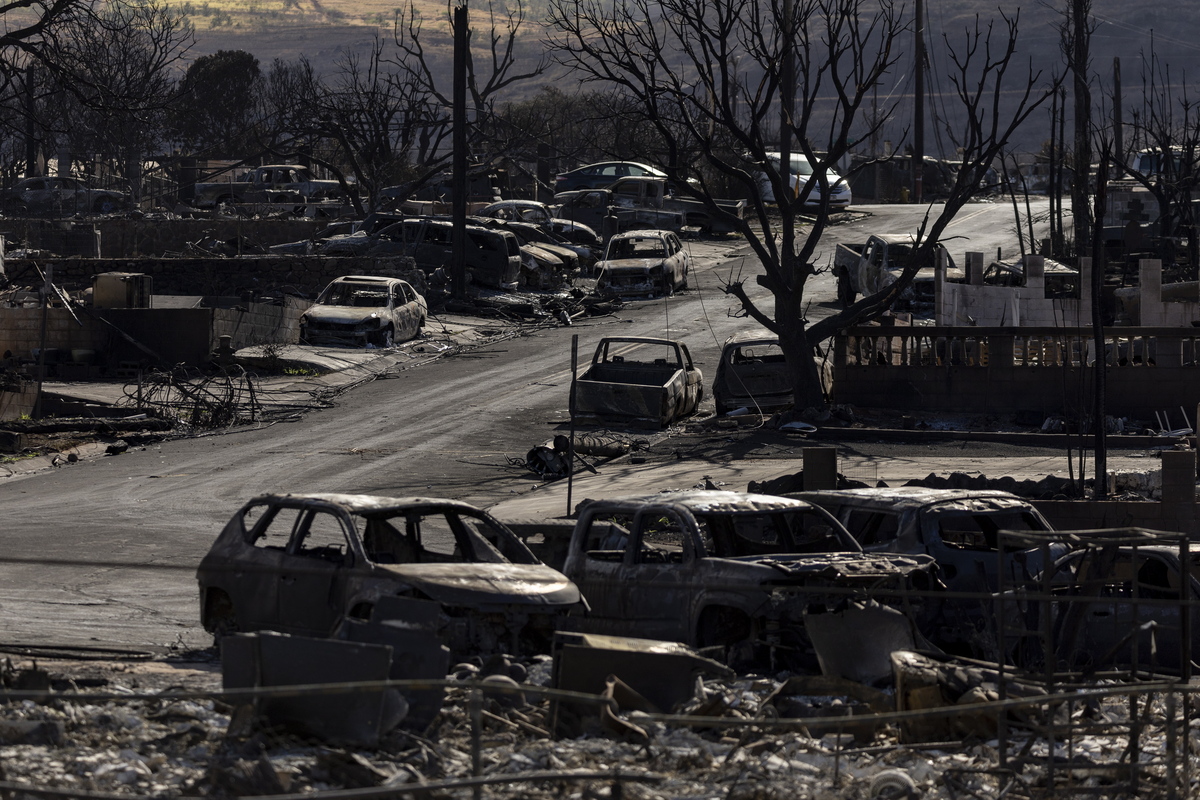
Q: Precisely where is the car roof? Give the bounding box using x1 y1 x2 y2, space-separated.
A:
330 275 404 284
575 161 666 174
793 487 1029 511
722 331 779 347
247 492 493 516
585 489 817 514
611 229 673 239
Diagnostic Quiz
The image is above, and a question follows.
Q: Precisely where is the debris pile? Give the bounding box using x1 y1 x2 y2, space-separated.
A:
0 654 1192 799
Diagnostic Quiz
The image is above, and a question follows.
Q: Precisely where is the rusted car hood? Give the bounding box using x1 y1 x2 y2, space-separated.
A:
721 552 937 582
379 563 582 607
305 305 381 324
600 257 666 272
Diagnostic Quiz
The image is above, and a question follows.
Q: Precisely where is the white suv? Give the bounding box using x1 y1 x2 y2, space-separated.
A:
756 152 852 208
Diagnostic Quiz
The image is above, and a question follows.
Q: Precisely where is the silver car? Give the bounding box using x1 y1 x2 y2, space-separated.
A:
300 276 427 348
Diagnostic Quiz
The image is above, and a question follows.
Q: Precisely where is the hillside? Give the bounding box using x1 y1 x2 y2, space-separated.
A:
174 0 1200 156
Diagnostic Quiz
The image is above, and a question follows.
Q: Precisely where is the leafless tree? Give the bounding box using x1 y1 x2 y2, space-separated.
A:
548 0 1056 409
389 0 547 192
48 0 193 197
1120 50 1200 271
253 47 446 215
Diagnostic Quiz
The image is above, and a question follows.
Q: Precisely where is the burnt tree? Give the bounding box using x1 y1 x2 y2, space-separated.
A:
548 0 1056 409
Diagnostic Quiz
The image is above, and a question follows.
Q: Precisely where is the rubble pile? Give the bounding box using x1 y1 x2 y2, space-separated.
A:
0 659 1193 799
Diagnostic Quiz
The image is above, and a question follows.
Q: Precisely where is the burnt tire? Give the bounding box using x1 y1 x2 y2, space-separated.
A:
371 326 395 348
837 272 856 307
696 606 752 648
204 591 239 643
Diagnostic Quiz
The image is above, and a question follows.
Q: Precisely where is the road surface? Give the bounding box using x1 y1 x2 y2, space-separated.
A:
0 200 1058 651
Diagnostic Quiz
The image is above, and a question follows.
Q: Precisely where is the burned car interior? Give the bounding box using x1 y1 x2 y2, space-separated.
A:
240 498 538 567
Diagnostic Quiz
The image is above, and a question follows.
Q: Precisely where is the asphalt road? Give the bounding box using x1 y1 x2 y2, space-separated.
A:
0 199 1057 651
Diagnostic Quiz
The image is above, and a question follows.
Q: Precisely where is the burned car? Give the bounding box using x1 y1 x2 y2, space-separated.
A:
572 336 703 427
0 176 129 215
475 200 601 247
558 490 941 668
197 493 585 656
712 332 794 416
595 230 690 297
791 487 1061 654
1008 531 1199 675
300 276 426 348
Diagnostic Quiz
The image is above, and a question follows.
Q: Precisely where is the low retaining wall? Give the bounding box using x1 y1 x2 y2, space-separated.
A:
1034 499 1200 536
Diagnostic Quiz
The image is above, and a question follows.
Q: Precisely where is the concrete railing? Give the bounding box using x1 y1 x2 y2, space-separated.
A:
832 326 1200 417
836 326 1200 370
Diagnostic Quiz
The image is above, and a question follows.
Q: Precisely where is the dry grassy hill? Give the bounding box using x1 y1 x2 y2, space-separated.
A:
173 0 1200 156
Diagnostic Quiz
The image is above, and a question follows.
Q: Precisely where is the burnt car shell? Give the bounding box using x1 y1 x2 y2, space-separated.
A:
712 332 794 415
197 493 584 657
560 490 940 668
594 230 689 297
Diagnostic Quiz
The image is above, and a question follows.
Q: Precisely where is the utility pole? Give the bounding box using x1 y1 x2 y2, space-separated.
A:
913 0 924 203
451 4 468 300
1071 0 1092 256
780 0 794 228
1112 57 1123 176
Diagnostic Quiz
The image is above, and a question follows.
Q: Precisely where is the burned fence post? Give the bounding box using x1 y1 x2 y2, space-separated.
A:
470 687 483 800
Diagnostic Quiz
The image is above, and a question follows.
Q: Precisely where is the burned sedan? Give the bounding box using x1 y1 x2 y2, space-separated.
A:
300 276 426 348
198 493 585 656
559 490 941 669
595 229 690 297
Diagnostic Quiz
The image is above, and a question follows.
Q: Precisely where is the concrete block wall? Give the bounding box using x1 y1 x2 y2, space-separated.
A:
0 218 326 258
1127 260 1200 326
1035 499 1199 536
213 295 307 350
3 255 417 298
0 307 105 361
937 255 1088 327
0 299 305 367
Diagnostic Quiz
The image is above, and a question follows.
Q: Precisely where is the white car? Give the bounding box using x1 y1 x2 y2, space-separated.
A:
594 230 690 297
756 152 852 208
300 276 427 348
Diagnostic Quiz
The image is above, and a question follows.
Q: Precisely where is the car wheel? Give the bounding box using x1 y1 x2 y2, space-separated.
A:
837 272 856 307
680 268 689 290
660 273 674 298
418 316 426 330
204 590 239 643
371 326 395 348
93 196 117 214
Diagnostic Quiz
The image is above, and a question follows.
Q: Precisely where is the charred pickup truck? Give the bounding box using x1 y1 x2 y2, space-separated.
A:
790 487 1063 656
572 337 703 427
197 493 585 657
556 176 745 234
833 234 958 309
191 165 347 208
536 490 941 670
